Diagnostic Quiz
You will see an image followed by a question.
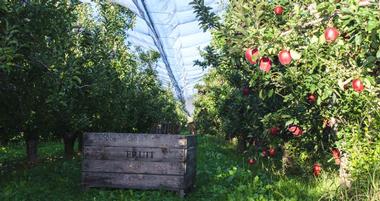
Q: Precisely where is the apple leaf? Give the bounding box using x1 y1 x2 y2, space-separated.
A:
317 96 322 105
290 50 301 60
285 119 295 126
367 20 377 32
355 34 362 46
73 76 82 84
338 79 345 91
319 33 325 44
363 78 371 88
267 89 274 98
310 36 318 44
259 89 265 100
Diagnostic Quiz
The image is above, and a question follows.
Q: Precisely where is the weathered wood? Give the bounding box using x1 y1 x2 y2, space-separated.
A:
83 159 186 175
187 136 196 148
82 133 196 197
83 133 190 148
83 146 187 162
184 146 196 189
82 172 184 190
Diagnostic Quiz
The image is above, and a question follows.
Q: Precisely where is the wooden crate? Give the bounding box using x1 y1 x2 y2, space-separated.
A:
81 133 196 197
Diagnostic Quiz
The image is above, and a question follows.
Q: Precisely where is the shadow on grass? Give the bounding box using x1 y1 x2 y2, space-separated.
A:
0 135 330 201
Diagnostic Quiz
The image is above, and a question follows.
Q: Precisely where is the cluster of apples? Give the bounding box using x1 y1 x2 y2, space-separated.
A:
247 147 277 167
244 48 291 73
244 6 294 73
245 4 365 174
268 125 304 138
312 149 341 176
244 5 365 95
261 147 276 158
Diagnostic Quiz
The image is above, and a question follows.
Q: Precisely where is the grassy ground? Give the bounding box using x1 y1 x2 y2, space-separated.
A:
0 135 341 201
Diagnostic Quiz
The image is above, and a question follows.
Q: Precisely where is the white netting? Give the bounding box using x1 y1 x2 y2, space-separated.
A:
113 0 227 114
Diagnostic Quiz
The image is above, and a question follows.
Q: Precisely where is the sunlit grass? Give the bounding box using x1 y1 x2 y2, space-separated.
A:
0 135 377 201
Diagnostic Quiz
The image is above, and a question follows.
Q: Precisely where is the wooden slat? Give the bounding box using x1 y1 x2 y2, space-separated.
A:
187 136 196 148
185 147 196 188
82 172 184 189
83 146 186 162
83 160 186 175
84 133 189 148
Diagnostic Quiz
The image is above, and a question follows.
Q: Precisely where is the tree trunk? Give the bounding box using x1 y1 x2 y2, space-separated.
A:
237 136 246 153
63 133 76 160
77 132 83 153
339 153 351 188
26 134 38 164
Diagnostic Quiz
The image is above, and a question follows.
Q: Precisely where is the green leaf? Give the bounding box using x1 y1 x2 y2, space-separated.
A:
290 50 301 60
367 20 377 32
317 96 322 105
310 36 318 44
363 78 371 88
337 79 345 90
267 89 274 98
285 119 294 126
73 76 82 84
355 34 362 46
259 89 265 100
319 33 326 44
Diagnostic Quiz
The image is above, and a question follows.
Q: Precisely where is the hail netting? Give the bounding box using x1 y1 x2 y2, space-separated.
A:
113 0 226 114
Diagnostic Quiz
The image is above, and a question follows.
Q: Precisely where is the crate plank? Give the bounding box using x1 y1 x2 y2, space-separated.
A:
82 172 184 189
83 146 186 162
83 133 189 148
83 159 186 175
185 146 196 188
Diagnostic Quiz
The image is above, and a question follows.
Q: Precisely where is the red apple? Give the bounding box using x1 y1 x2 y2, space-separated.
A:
331 148 340 158
352 79 364 92
242 87 250 96
274 6 284 15
259 57 272 73
307 94 317 104
313 163 322 176
269 127 280 136
324 27 340 43
261 148 268 157
278 50 292 65
288 125 303 137
248 158 256 165
269 147 276 157
245 48 259 64
332 148 341 165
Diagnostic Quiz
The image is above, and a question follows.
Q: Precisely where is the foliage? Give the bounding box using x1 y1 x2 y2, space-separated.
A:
189 0 220 32
192 0 380 180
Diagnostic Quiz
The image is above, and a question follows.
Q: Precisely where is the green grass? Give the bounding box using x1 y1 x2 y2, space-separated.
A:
0 136 342 201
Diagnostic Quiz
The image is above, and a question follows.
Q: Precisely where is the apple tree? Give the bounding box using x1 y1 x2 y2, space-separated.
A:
192 0 380 182
0 0 186 162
